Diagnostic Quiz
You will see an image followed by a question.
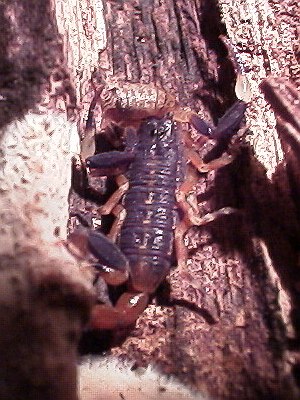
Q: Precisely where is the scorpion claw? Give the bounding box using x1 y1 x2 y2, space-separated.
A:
88 230 129 272
67 229 129 277
210 100 247 140
190 100 246 140
190 114 212 137
86 151 135 176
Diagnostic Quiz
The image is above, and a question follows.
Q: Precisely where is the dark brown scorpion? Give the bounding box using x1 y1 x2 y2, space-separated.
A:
71 81 247 330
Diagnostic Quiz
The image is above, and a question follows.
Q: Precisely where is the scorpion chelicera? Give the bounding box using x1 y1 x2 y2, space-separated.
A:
71 80 247 330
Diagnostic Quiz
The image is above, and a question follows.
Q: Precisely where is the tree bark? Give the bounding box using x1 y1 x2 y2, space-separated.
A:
83 1 300 399
1 0 300 399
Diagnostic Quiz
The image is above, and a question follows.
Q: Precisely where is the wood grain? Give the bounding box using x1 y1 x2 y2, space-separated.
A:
1 0 300 399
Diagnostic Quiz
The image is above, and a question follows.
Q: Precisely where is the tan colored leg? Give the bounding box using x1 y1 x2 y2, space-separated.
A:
177 167 200 215
176 188 200 226
172 107 196 123
187 207 236 226
181 125 235 173
175 173 198 269
99 174 129 215
176 182 236 227
185 147 234 173
176 163 201 222
107 204 126 242
174 220 191 270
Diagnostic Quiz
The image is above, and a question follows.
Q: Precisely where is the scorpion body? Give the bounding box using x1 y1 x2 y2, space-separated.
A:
81 81 178 160
74 80 247 330
119 116 182 294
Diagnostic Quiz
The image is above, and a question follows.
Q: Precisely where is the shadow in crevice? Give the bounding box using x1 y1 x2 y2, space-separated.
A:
258 82 300 390
195 0 238 120
201 141 300 368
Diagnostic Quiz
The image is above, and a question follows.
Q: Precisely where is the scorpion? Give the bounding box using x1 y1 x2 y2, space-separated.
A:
71 79 247 330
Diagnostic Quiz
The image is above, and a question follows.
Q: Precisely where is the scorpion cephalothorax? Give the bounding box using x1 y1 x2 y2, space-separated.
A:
80 73 235 160
70 79 247 330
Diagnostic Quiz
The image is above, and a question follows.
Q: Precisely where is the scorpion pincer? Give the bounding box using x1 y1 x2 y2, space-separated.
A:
72 98 246 330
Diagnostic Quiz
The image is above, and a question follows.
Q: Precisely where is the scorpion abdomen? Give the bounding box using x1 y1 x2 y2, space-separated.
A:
119 116 181 293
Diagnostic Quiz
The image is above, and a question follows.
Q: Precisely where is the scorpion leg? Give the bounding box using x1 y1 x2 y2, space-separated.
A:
187 207 236 226
106 204 126 242
185 147 234 173
174 168 198 268
177 187 235 227
99 174 129 216
176 165 236 231
174 220 191 270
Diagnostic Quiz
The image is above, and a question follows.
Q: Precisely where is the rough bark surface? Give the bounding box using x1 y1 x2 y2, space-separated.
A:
1 0 300 399
76 1 300 399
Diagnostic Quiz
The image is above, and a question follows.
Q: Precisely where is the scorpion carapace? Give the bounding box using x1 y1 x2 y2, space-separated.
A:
70 96 246 331
81 74 246 160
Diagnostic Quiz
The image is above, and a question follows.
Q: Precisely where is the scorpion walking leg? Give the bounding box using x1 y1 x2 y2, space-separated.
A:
174 220 191 270
99 174 129 215
174 170 198 268
177 189 235 227
107 204 126 242
188 207 236 226
181 127 234 174
176 178 236 228
185 147 234 173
